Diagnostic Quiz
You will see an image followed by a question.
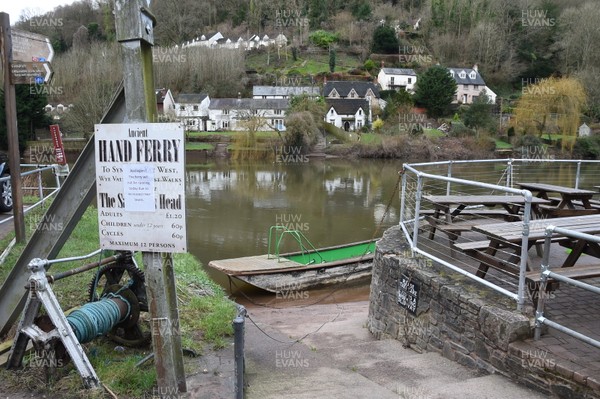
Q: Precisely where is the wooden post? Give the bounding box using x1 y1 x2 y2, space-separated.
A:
0 12 26 243
114 1 186 396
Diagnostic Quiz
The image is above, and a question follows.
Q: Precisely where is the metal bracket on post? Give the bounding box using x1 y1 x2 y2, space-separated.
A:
7 258 100 389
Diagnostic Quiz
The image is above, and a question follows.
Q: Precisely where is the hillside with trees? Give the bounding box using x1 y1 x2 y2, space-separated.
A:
7 0 600 157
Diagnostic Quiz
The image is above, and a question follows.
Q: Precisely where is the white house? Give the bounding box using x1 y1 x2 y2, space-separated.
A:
579 123 591 137
377 68 417 92
325 99 371 131
252 86 320 99
447 65 497 104
173 93 210 131
156 88 175 116
208 98 289 131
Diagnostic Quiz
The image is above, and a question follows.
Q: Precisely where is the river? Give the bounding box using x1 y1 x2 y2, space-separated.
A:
185 158 402 289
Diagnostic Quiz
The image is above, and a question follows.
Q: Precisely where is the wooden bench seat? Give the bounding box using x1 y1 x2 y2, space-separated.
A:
538 204 600 217
419 209 512 218
453 240 491 253
526 264 600 283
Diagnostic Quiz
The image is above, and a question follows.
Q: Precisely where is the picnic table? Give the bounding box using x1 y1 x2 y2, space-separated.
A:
517 182 598 215
468 215 600 278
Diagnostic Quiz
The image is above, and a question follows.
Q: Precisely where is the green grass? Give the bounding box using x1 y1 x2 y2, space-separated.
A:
0 205 236 397
245 49 364 75
495 139 513 149
358 133 382 145
187 131 279 139
185 142 214 151
424 128 446 138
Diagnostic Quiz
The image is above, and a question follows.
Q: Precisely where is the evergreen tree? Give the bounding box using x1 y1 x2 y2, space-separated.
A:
0 85 51 152
329 49 336 73
371 25 399 54
463 92 495 135
414 66 457 118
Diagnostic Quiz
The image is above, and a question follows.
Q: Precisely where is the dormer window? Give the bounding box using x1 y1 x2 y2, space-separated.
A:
459 71 466 79
469 71 476 79
358 109 362 115
449 70 455 77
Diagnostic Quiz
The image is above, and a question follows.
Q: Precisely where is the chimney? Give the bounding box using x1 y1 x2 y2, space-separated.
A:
473 64 478 72
237 92 241 99
381 60 384 68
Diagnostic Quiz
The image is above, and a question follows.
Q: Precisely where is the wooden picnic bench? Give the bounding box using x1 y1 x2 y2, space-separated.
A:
517 182 599 217
468 215 600 279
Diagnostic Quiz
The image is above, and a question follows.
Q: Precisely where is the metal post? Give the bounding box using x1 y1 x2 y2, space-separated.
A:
399 170 407 225
446 161 452 195
233 305 246 399
37 169 44 201
517 191 533 311
114 1 186 395
575 161 581 189
506 160 512 189
534 227 554 340
0 13 26 243
411 174 424 249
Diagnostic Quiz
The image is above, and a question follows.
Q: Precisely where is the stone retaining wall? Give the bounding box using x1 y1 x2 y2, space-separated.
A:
368 225 599 398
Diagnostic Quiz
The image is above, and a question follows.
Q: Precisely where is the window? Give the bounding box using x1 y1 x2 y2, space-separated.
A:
358 109 362 115
274 109 282 115
408 78 412 84
390 77 395 86
223 109 229 115
193 105 199 111
180 105 186 111
223 121 229 128
459 71 466 79
469 71 476 79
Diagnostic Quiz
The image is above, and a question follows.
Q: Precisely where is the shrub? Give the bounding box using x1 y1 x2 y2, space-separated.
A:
573 135 600 159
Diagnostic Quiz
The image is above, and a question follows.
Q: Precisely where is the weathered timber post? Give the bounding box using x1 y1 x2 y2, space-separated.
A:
114 1 186 395
0 13 26 243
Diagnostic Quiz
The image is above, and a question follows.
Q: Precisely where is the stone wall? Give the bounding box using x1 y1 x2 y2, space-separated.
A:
368 225 599 398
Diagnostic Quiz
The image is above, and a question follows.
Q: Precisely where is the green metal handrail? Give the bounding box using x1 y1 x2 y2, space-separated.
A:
267 226 323 264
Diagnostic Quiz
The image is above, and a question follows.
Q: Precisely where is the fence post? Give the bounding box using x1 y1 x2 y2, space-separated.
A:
411 174 424 250
446 161 453 195
399 169 407 225
234 305 246 399
575 161 581 189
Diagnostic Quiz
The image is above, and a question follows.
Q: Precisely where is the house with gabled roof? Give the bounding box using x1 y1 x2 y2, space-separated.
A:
156 88 175 116
252 86 320 99
173 93 210 131
208 98 289 131
325 99 371 132
447 65 496 104
323 81 380 102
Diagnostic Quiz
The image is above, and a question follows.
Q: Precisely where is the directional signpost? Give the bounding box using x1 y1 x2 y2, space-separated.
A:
11 29 54 84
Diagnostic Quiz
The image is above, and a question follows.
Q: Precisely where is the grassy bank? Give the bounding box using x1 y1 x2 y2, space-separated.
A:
0 205 236 398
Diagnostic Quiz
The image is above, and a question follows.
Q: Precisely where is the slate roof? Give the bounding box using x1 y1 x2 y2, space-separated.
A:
252 86 320 97
326 99 369 115
447 68 486 86
380 68 417 76
324 81 380 98
175 93 208 104
209 98 289 110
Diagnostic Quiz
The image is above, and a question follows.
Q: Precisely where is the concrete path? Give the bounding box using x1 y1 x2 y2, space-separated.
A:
244 300 547 399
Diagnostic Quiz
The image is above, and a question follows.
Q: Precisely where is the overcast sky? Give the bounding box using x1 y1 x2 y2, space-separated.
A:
2 1 76 24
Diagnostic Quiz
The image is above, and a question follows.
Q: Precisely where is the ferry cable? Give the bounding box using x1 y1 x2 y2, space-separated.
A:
244 304 343 346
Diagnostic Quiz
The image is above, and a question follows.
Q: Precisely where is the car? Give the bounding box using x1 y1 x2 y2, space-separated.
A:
0 153 12 213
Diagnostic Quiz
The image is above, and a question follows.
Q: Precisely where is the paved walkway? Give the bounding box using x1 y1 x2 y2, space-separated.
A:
243 300 547 399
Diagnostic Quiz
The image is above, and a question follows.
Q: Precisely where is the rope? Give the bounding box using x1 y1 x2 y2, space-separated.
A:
67 295 130 344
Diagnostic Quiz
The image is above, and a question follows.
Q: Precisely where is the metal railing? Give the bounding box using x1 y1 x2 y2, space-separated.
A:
0 164 63 226
399 159 600 312
534 226 600 349
267 225 323 264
